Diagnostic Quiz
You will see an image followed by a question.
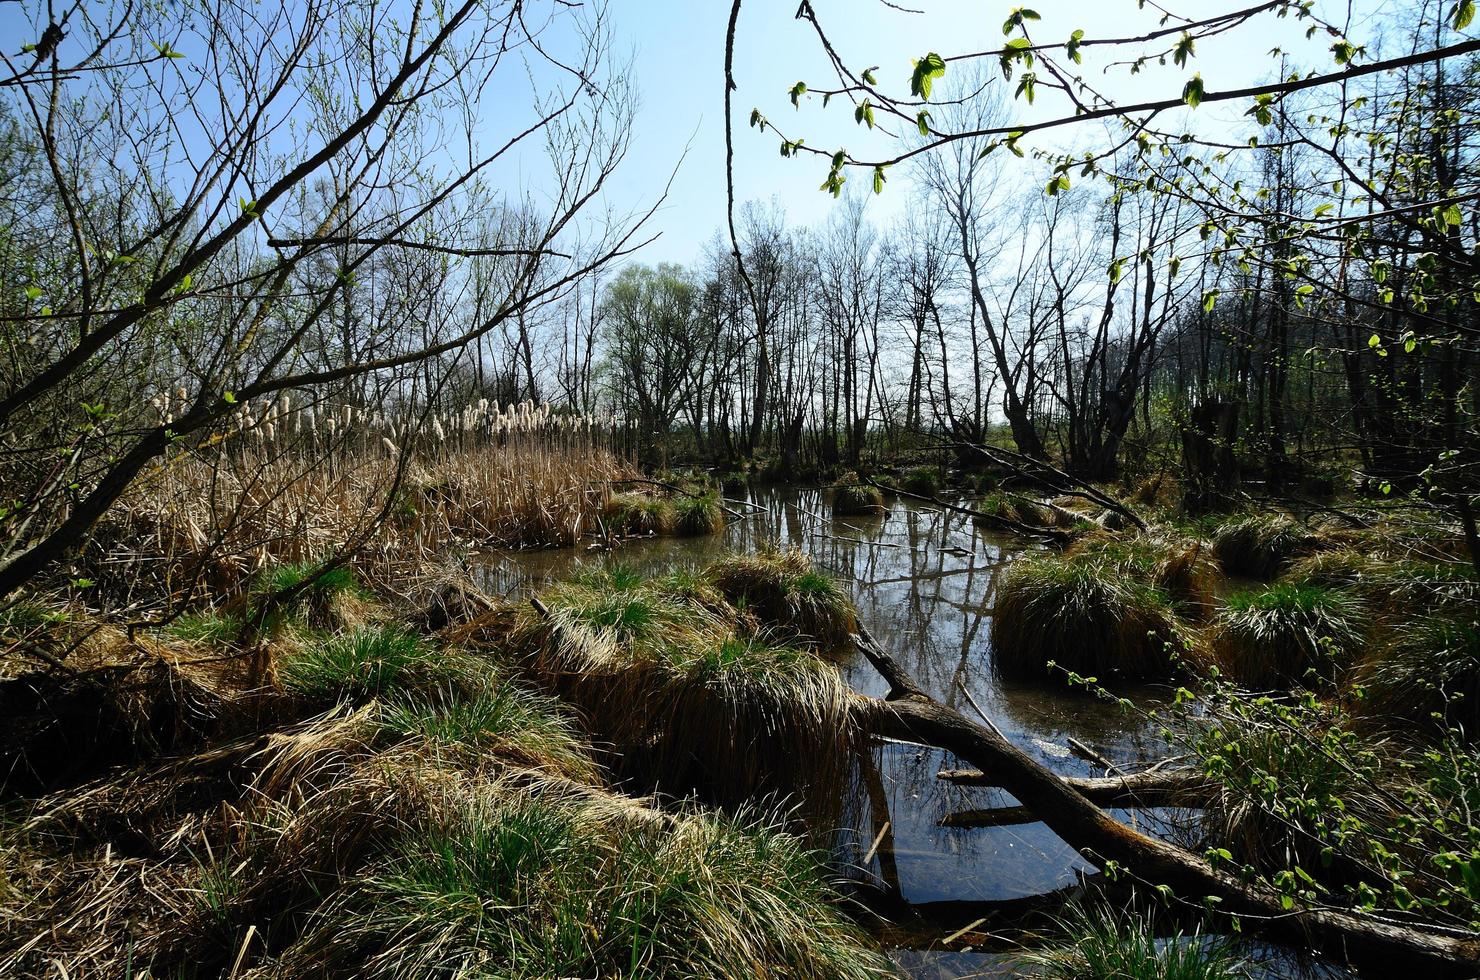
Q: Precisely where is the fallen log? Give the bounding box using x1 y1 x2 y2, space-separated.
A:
937 767 1215 809
847 624 1480 975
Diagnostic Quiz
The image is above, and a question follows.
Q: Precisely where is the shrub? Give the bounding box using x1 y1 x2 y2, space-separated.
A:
1209 584 1367 689
991 551 1188 681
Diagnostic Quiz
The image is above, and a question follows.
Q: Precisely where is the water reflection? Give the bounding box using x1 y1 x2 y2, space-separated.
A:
468 486 1197 975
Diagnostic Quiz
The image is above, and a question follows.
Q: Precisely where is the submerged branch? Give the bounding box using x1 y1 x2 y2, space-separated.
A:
846 627 1480 974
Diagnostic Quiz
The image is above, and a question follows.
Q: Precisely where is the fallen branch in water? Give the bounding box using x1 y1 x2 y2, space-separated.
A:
846 623 1480 975
865 478 1071 544
936 767 1215 809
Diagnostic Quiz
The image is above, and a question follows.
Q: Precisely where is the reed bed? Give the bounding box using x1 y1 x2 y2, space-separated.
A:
81 439 633 613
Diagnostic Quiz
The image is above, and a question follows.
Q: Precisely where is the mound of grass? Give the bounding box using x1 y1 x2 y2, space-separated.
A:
1361 613 1480 736
832 480 886 516
900 466 940 497
1019 901 1243 980
604 492 677 536
1212 515 1318 579
380 678 597 781
492 559 857 810
706 549 857 649
279 626 455 703
1209 584 1368 689
251 559 366 630
975 490 1054 528
990 551 1188 682
674 491 727 536
163 609 242 645
1067 534 1221 622
300 789 891 980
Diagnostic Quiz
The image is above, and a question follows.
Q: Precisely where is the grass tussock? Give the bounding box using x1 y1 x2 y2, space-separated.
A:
1360 612 1480 736
991 550 1190 682
1019 901 1244 980
468 556 858 812
674 491 727 536
283 786 891 980
900 466 941 497
1212 514 1321 579
707 549 858 650
1 594 887 978
604 491 678 536
1208 584 1368 690
832 475 886 516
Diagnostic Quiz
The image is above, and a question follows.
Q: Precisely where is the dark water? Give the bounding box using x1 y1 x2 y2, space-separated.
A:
470 486 1342 979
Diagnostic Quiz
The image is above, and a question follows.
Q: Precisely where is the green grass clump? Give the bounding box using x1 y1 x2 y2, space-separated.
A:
1210 584 1367 689
604 492 677 536
501 558 857 811
280 625 453 702
163 609 242 645
707 549 858 649
307 789 892 979
0 599 70 634
380 678 597 781
831 475 886 516
1018 901 1244 980
1361 612 1480 736
251 559 365 630
990 551 1188 682
674 491 726 536
900 467 940 497
1212 515 1318 579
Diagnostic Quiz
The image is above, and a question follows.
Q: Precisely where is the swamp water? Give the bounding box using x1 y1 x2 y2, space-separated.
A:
471 486 1342 979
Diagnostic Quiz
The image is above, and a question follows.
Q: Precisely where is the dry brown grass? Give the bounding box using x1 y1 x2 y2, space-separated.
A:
78 442 633 611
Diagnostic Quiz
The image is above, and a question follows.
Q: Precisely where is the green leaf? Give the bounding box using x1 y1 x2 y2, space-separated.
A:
916 110 931 136
1173 33 1195 68
1452 0 1475 30
1002 7 1041 35
790 81 807 108
1182 74 1205 109
910 52 947 100
872 165 887 195
1442 203 1464 226
862 68 877 86
223 391 237 404
1046 174 1070 196
1202 289 1220 313
1065 29 1084 64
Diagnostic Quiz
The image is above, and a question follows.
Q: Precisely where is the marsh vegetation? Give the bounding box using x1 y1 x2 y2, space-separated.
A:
2 0 1478 976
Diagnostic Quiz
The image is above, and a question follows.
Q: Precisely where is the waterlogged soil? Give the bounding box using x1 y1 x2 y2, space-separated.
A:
470 486 1338 979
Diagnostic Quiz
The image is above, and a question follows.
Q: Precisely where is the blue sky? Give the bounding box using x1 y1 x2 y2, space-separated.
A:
607 0 1403 264
0 0 1408 264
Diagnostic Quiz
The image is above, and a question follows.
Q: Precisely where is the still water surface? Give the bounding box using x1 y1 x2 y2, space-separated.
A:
471 486 1339 978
